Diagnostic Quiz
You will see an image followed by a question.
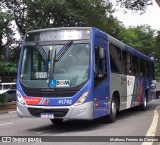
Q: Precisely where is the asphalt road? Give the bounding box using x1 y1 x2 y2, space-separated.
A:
0 98 160 145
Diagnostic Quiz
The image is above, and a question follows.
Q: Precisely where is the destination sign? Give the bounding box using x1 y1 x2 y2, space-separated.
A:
25 29 90 42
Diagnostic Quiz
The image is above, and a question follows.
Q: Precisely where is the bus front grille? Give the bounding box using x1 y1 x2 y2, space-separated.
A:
28 108 69 117
24 90 77 97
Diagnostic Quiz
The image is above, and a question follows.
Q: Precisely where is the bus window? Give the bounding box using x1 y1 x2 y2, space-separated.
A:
132 55 139 76
140 59 146 77
94 46 107 87
30 46 48 80
126 53 132 75
109 44 122 74
150 63 155 79
121 50 127 74
146 62 150 77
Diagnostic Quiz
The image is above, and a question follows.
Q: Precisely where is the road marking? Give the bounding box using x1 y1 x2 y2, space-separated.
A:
36 129 53 135
142 106 160 145
0 123 13 126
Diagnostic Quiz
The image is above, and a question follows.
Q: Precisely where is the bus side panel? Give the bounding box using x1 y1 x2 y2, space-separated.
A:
137 78 155 105
130 76 141 107
141 78 156 103
149 79 156 101
110 73 127 111
92 33 110 119
110 74 151 111
127 77 155 108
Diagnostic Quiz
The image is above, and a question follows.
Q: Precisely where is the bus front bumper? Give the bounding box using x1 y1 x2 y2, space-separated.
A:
17 101 93 120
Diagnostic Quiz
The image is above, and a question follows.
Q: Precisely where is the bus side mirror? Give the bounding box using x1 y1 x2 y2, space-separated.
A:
99 47 105 60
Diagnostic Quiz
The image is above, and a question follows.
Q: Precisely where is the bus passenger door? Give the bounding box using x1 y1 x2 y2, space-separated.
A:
93 37 110 119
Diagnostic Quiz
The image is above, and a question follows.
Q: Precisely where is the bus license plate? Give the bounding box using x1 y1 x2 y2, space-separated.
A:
41 113 54 119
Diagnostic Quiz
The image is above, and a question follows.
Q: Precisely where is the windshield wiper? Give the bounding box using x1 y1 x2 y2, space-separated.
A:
35 42 48 61
51 41 73 79
52 47 57 77
53 40 73 62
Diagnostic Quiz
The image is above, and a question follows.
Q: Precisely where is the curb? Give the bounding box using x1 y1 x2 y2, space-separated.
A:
0 102 16 114
0 110 16 114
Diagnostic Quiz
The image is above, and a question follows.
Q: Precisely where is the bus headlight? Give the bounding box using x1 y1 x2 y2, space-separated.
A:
16 90 26 105
73 90 90 106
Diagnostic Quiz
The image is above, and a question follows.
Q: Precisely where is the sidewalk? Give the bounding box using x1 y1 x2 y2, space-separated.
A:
0 102 16 114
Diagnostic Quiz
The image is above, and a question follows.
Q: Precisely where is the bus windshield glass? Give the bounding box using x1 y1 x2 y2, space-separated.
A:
20 43 90 88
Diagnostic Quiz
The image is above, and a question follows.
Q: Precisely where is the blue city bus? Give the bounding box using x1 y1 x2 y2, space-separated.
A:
16 27 156 124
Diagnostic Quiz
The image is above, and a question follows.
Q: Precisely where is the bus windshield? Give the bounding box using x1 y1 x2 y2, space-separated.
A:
20 43 90 88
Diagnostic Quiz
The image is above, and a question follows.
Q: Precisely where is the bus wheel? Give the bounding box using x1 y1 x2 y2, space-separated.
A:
106 97 117 123
50 119 63 125
140 93 147 111
156 91 160 99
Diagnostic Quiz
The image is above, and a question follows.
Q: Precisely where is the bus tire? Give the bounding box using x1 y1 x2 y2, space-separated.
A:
50 119 63 125
106 96 117 123
139 93 147 111
156 91 160 99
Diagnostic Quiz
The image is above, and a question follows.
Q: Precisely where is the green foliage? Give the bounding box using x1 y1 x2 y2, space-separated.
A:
0 12 13 60
117 25 160 79
0 60 17 73
117 25 157 56
0 9 18 74
0 12 13 34
1 0 160 79
0 94 8 104
4 0 116 33
116 0 153 13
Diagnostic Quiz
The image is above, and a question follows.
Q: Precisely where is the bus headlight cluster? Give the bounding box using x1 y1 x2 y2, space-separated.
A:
74 90 90 106
16 90 26 105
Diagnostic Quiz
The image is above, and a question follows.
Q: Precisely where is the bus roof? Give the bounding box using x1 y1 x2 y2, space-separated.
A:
26 27 154 63
92 27 154 63
27 27 92 33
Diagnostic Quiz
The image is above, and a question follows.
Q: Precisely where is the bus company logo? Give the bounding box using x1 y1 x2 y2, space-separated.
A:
57 80 70 86
50 80 70 88
57 80 66 85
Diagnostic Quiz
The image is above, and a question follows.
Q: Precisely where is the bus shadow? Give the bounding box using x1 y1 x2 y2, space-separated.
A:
116 103 156 120
28 103 157 135
28 119 105 134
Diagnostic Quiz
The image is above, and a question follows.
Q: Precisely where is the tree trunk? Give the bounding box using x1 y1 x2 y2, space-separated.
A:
156 0 160 7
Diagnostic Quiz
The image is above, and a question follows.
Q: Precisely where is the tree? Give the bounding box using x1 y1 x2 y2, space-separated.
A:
117 25 160 78
3 0 114 33
0 11 19 73
116 0 153 13
0 12 13 59
1 0 121 74
156 0 160 7
1 0 159 78
0 1 19 74
117 25 156 56
155 31 160 79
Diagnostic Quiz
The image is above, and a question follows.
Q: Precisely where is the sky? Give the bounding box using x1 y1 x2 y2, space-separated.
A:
112 0 160 30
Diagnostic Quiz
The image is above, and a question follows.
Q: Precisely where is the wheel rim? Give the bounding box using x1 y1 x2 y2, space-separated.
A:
112 100 117 116
144 96 147 107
